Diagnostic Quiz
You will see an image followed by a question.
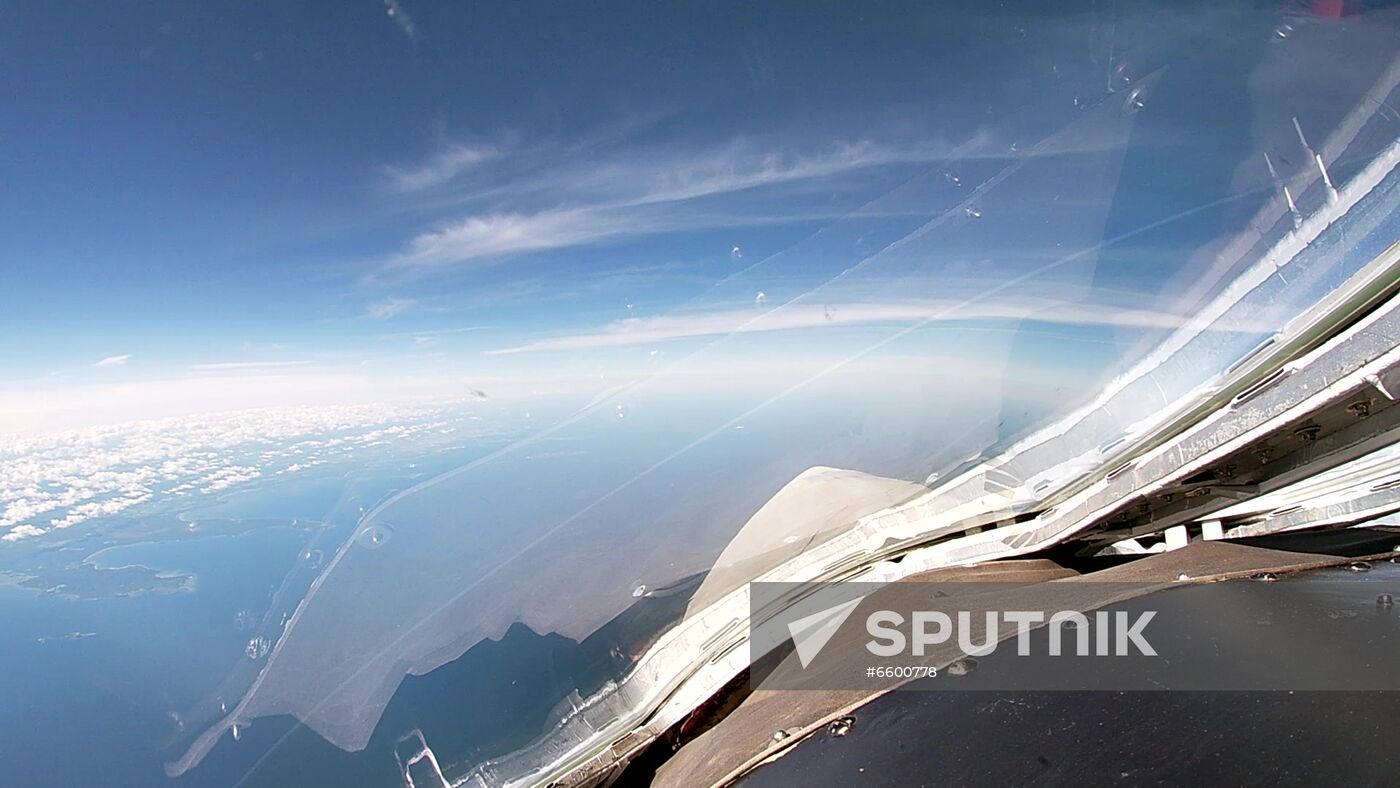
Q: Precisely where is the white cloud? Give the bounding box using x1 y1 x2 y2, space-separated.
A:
95 354 132 368
378 325 488 340
487 299 1196 355
617 139 926 207
0 402 468 539
385 144 494 192
382 138 956 270
368 297 417 319
1 524 46 542
0 367 542 436
0 372 383 434
394 210 635 269
191 361 313 373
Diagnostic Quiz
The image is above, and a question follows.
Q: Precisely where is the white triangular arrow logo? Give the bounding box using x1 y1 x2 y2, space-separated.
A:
787 597 862 669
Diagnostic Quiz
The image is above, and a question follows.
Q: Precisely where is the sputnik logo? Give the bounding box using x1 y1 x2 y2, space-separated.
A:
786 597 863 668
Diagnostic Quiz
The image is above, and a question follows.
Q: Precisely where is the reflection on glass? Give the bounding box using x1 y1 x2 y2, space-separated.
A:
1 2 1398 786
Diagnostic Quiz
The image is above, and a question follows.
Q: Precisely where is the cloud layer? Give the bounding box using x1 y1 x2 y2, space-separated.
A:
383 138 954 270
0 402 464 543
487 298 1195 354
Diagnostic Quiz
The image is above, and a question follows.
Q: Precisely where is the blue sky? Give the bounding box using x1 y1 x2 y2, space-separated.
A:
2 4 976 378
7 0 1389 432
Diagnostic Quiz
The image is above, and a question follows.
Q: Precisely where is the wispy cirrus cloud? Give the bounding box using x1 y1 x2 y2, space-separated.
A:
486 298 1197 355
382 137 960 270
394 210 630 269
190 361 313 373
374 118 1153 276
378 325 489 341
384 144 495 192
610 139 939 208
95 354 132 368
368 296 418 319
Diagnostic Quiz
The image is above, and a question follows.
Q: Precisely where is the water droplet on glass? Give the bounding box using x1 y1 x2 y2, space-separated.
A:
755 291 767 307
1110 60 1131 89
1252 572 1278 583
947 657 978 677
246 636 271 660
1377 593 1393 608
1349 561 1372 573
828 716 855 737
632 584 647 598
1274 23 1293 40
1122 86 1147 115
356 524 393 549
964 205 982 220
